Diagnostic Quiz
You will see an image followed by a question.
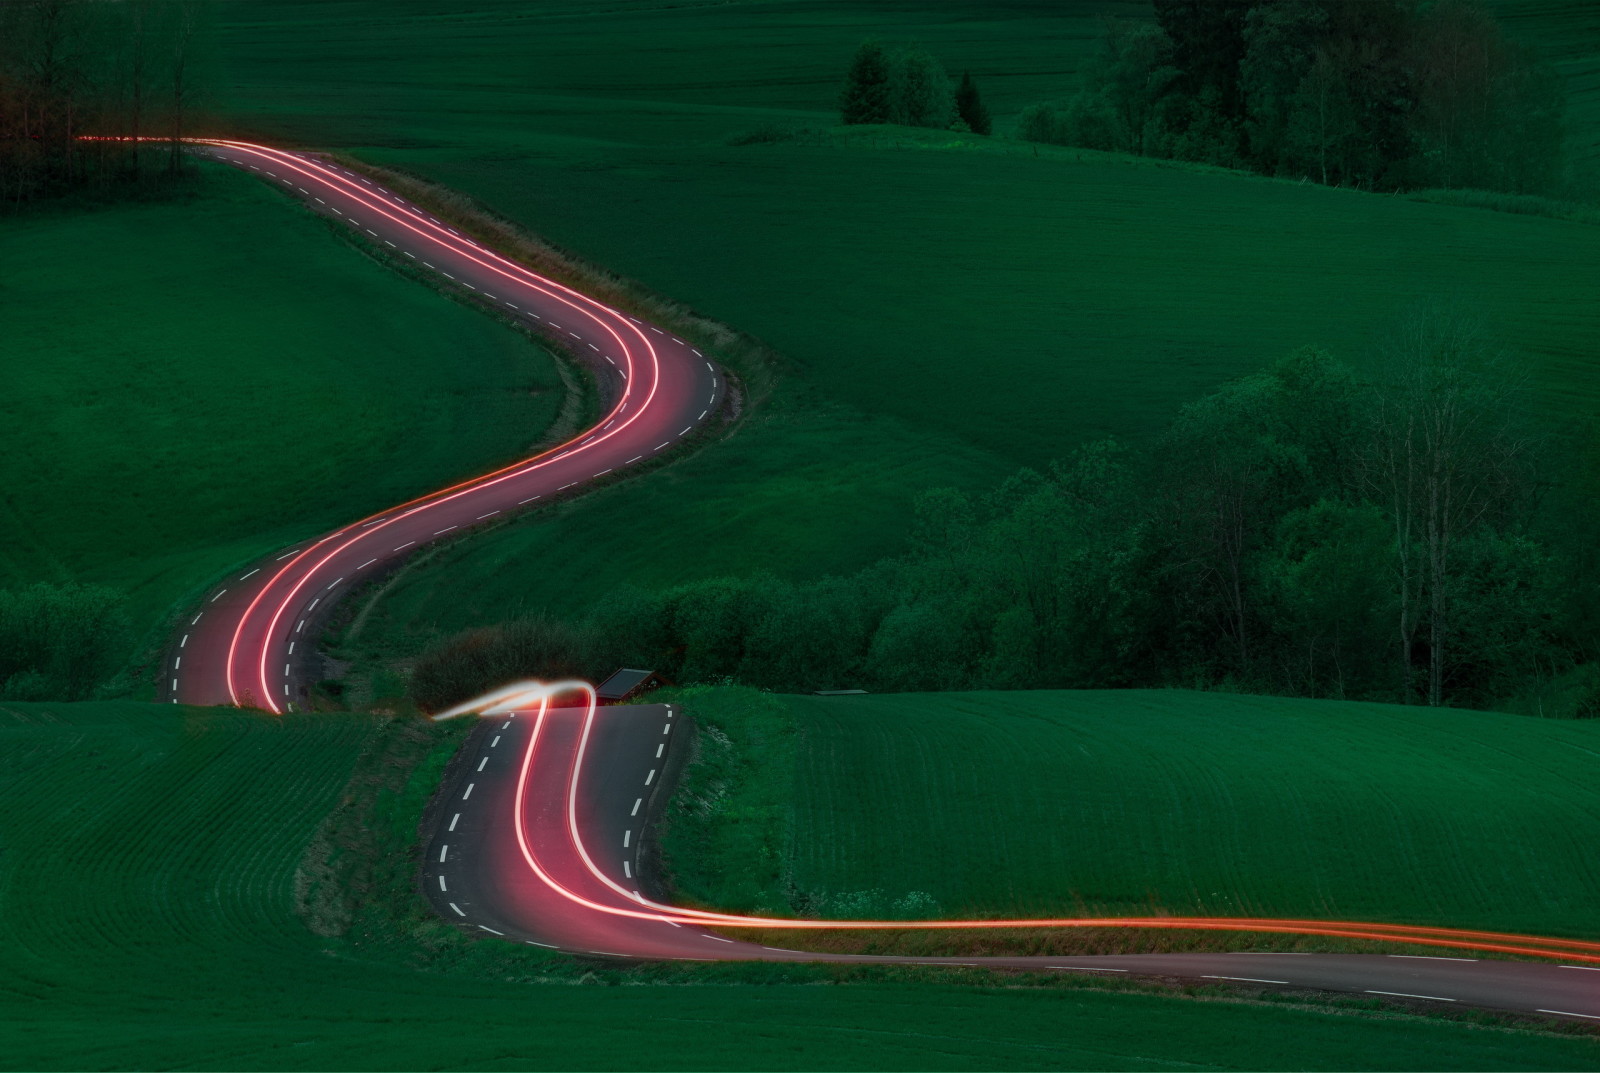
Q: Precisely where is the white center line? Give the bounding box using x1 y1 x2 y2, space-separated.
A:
359 558 378 569
477 757 489 772
662 723 672 735
479 925 505 936
655 743 664 758
477 510 500 519
439 845 449 863
438 876 447 891
210 589 227 602
1389 955 1476 962
491 735 501 747
1367 990 1456 1002
449 813 460 832
623 862 632 878
394 541 415 551
1559 965 1600 971
623 831 631 847
450 903 466 917
434 526 457 535
180 634 189 648
644 769 656 785
1540 1010 1600 1020
1202 975 1289 985
632 798 643 816
462 783 474 800
240 568 260 580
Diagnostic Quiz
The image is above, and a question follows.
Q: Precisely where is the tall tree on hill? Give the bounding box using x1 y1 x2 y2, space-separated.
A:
955 70 990 134
890 46 955 129
839 40 892 125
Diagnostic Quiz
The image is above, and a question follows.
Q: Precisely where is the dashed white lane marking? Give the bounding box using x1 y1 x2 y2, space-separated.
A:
491 735 501 748
623 862 631 878
308 597 320 610
462 783 475 800
693 348 702 356
331 207 342 215
679 427 692 436
626 455 642 465
558 483 576 491
210 589 227 602
180 634 189 648
762 946 792 952
359 558 377 569
505 302 519 309
405 251 416 258
439 845 449 862
519 495 542 505
1203 975 1289 984
394 541 415 551
623 831 631 847
477 510 500 519
434 526 457 535
1049 966 1126 972
1367 990 1456 1002
594 469 612 478
422 261 435 269
288 642 295 654
314 196 325 203
588 343 599 351
325 576 343 590
662 722 672 735
644 769 656 785
699 409 708 420
449 813 460 831
1389 955 1476 962
1560 965 1600 971
191 612 203 625
365 229 377 236
568 331 581 339
548 321 562 330
438 876 447 891
483 293 498 301
171 678 178 690
477 757 489 772
240 568 260 580
276 549 301 560
525 940 556 948
704 935 735 943
649 326 663 334
283 663 291 677
655 744 664 758
384 240 396 247
450 903 466 916
501 720 511 729
479 925 504 936
1541 1010 1600 1020
296 619 306 633
631 798 642 816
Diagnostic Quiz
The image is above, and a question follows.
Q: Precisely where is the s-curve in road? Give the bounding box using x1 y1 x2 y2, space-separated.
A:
427 693 1600 1027
160 140 722 711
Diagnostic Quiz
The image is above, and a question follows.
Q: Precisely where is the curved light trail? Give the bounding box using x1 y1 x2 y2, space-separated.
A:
141 139 720 712
111 141 1598 1022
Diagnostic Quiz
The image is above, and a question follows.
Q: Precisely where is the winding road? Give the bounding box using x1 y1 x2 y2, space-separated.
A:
429 687 1600 1026
168 146 1600 1030
163 139 721 711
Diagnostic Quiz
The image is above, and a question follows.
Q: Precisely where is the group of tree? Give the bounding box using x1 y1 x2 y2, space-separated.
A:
839 41 990 135
412 308 1597 717
0 0 210 208
0 582 129 701
1020 0 1566 194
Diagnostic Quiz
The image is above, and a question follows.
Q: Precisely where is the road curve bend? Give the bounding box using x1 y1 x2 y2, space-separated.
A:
426 688 1600 1026
161 140 721 711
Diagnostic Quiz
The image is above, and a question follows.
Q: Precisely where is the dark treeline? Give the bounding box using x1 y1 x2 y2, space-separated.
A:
0 0 210 208
839 41 991 135
1021 0 1567 195
413 310 1599 717
0 582 129 701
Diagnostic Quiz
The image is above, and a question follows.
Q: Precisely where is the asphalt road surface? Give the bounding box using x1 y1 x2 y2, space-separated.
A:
163 140 721 712
163 145 1597 1029
426 699 1600 1026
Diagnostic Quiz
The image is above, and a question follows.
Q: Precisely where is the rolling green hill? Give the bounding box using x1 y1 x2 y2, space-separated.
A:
204 3 1600 658
2 698 1597 1071
666 687 1600 945
0 165 565 671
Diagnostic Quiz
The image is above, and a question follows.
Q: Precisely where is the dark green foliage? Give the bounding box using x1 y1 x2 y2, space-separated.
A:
409 615 593 713
954 70 990 134
1023 0 1568 194
547 328 1588 713
0 582 128 700
838 40 892 124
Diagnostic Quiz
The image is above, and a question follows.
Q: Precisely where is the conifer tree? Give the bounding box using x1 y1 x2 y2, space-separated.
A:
839 41 891 124
955 70 991 134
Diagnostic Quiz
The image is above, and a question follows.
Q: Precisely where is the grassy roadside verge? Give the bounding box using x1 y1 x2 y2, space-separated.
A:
656 687 1600 961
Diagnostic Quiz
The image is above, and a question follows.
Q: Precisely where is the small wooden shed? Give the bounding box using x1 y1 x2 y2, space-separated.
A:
596 668 667 704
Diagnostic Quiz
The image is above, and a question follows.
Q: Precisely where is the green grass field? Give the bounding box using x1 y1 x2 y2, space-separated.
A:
3 698 1598 1071
0 165 564 667
202 2 1600 658
668 688 1600 942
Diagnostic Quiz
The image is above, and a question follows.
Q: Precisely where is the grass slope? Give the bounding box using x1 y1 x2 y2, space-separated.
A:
2 699 1597 1071
670 688 1600 941
0 165 564 661
208 2 1600 657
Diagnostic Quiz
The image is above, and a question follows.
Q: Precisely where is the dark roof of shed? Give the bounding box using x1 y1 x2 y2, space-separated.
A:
597 667 658 699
